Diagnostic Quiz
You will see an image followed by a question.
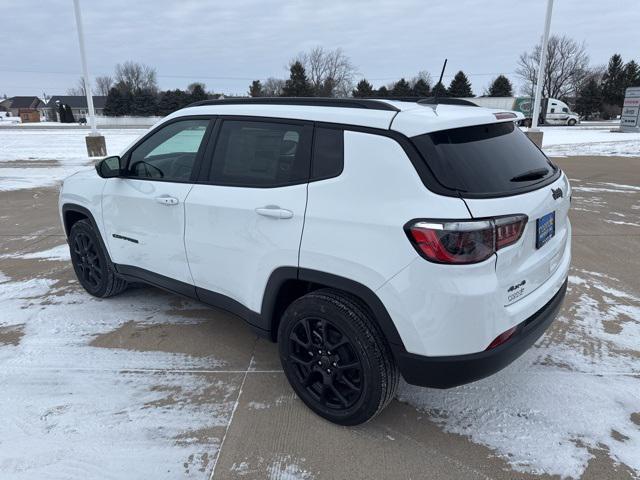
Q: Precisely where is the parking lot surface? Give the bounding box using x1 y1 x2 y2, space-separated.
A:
1 155 638 479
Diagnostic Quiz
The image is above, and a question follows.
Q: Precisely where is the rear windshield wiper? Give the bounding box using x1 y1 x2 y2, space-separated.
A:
510 168 549 182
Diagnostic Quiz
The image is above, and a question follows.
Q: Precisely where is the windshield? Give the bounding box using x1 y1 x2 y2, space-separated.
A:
411 122 557 195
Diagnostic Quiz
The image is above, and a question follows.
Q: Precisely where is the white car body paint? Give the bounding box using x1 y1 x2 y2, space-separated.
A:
185 182 307 312
59 99 570 362
102 179 195 284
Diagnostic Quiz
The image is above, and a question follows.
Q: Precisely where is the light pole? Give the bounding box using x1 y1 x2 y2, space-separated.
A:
72 0 106 156
529 0 554 139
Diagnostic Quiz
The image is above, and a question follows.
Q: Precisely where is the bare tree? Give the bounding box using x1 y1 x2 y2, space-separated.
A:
262 77 286 96
67 77 86 96
114 61 158 95
296 46 357 97
95 76 114 95
410 70 433 88
572 65 605 95
516 35 589 99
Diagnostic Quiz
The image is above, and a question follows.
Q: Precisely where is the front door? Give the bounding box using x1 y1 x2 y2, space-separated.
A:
102 118 212 285
185 119 312 315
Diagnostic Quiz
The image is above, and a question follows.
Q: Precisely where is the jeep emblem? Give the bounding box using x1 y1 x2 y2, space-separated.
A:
552 188 563 200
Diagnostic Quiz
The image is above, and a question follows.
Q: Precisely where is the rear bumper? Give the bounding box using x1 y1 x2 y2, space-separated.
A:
395 278 567 389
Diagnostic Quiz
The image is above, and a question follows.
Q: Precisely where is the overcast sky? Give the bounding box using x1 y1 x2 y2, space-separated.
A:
1 0 639 98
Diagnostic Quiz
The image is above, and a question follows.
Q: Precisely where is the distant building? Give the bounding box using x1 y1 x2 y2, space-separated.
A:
46 95 107 122
0 96 45 122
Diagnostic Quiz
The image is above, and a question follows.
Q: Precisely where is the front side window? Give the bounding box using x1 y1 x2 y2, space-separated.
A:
209 120 311 187
127 119 209 181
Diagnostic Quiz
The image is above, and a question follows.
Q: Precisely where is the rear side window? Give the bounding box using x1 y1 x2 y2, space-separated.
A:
311 128 344 180
412 122 556 195
209 120 311 187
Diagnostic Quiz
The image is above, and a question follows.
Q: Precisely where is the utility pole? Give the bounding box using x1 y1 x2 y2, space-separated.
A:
72 0 106 156
527 0 554 147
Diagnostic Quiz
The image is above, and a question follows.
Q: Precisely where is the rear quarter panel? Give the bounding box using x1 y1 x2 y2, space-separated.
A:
299 130 470 292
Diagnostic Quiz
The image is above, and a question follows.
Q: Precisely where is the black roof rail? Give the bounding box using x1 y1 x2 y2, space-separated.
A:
187 97 400 112
418 97 479 107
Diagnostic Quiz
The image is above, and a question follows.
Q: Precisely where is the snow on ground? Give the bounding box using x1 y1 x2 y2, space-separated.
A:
0 261 234 479
0 243 71 262
539 125 640 157
398 270 640 479
0 128 145 191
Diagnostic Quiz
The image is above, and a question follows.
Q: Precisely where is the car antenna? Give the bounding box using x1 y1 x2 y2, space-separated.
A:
432 58 448 110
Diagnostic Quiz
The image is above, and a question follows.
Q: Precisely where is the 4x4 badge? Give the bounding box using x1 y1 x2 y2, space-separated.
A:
552 188 563 200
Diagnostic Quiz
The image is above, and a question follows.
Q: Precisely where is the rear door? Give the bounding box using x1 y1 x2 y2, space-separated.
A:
184 118 312 315
412 121 571 304
102 117 212 286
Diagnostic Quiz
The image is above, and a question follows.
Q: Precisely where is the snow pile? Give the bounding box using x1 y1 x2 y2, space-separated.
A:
398 270 640 478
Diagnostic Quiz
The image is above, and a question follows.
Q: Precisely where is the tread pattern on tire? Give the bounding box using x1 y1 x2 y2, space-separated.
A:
290 288 399 424
70 219 128 298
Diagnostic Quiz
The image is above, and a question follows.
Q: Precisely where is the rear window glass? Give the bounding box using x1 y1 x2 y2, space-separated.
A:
411 122 556 195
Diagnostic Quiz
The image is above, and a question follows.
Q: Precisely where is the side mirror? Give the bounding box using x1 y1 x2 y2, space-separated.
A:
95 156 122 178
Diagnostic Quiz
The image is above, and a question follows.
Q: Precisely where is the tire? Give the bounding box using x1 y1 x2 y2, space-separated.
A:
69 219 128 298
278 288 399 425
568 118 577 126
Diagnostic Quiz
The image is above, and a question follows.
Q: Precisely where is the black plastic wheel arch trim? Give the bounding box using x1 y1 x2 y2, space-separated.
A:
106 263 405 350
61 204 113 261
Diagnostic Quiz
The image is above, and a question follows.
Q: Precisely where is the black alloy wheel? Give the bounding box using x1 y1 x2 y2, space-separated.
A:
287 316 364 411
71 231 103 291
278 289 398 425
68 219 128 298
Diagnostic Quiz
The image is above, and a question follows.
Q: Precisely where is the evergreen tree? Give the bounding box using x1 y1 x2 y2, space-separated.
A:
174 89 191 110
189 83 208 103
103 86 132 116
601 54 626 107
448 71 474 97
130 89 158 116
488 75 513 97
352 79 374 97
249 80 263 97
412 78 431 97
623 60 640 88
156 90 177 116
156 89 190 116
375 86 389 97
282 61 313 97
104 87 123 116
574 79 602 120
391 78 412 97
431 81 448 98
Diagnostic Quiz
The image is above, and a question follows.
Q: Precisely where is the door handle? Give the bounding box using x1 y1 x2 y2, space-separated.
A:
155 195 179 206
255 206 294 219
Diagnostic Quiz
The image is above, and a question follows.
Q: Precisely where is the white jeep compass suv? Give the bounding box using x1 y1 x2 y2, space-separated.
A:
59 98 571 425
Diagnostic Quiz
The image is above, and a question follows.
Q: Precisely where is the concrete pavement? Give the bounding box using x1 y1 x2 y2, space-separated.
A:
0 156 638 479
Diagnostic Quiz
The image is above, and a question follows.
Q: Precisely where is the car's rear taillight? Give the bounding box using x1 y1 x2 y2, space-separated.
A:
494 215 527 249
406 215 527 265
